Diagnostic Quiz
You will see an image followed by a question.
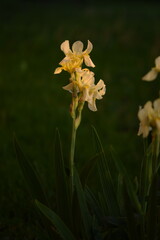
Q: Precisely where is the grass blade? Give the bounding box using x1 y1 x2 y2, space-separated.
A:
35 200 76 240
110 146 142 215
74 168 92 240
13 134 48 205
79 153 99 187
85 186 105 224
123 182 138 240
92 126 120 216
54 129 71 227
147 174 158 240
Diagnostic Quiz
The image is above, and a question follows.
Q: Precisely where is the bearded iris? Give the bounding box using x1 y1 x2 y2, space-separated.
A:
54 40 95 74
54 40 106 193
138 99 160 138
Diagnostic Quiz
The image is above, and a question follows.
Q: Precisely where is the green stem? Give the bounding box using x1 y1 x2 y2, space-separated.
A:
70 116 77 195
152 134 159 175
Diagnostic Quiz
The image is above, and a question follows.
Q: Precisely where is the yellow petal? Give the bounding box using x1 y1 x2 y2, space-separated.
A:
54 67 62 74
142 68 158 81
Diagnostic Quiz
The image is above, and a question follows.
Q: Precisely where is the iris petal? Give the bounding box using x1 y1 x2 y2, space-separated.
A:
72 41 83 54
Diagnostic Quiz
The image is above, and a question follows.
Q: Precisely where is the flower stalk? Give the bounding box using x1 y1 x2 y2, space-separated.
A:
54 40 106 196
70 114 77 194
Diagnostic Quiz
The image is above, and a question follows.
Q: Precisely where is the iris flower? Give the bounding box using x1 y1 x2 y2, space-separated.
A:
63 69 106 111
138 99 160 137
54 40 95 74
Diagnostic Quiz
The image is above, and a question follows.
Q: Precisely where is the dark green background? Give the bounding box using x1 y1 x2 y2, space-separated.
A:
1 1 160 238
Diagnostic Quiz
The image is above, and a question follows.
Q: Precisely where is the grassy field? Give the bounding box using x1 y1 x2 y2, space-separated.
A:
1 1 160 239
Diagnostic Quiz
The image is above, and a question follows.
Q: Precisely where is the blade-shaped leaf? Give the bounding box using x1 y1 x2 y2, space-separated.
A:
139 141 153 211
74 168 92 240
117 174 124 215
110 147 142 214
80 153 99 187
13 134 48 205
35 200 76 240
123 182 138 240
92 126 120 216
54 129 71 226
85 186 105 224
147 174 158 240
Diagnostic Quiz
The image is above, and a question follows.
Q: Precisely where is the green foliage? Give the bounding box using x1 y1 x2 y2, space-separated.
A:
13 134 49 205
92 126 121 216
110 147 142 214
35 200 76 240
74 169 92 240
54 129 72 227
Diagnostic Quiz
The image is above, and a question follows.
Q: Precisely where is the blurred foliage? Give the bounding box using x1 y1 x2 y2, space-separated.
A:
1 1 160 239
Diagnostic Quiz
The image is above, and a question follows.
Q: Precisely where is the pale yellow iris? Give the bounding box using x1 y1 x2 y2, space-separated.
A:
138 99 160 137
63 69 106 111
54 40 95 74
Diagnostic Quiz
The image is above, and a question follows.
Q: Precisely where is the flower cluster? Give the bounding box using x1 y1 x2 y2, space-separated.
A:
54 40 106 112
138 56 160 138
138 99 160 138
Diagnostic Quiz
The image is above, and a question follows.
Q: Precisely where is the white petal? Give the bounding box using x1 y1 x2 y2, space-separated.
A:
138 108 146 121
155 56 160 70
84 55 95 67
144 101 152 111
60 40 71 55
72 41 83 54
142 68 158 81
153 98 160 111
95 80 106 98
84 40 93 54
54 67 62 74
144 101 155 120
138 125 150 138
81 88 89 101
88 99 97 111
63 83 73 92
96 79 105 90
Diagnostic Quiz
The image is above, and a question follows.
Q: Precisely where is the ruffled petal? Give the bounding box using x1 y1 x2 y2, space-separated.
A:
60 40 71 55
72 41 83 54
88 99 97 111
54 67 62 74
95 80 106 99
84 40 93 54
84 55 95 67
155 56 160 70
142 68 158 81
